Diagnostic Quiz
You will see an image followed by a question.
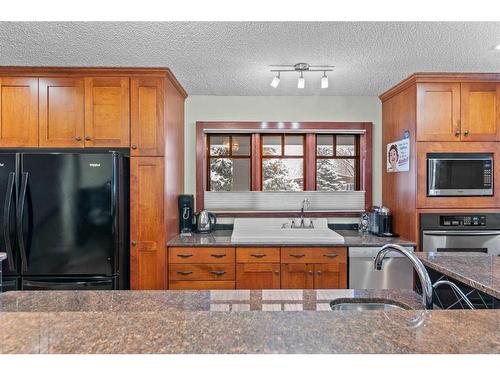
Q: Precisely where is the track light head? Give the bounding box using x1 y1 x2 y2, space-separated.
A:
297 71 305 89
321 72 328 89
270 72 280 88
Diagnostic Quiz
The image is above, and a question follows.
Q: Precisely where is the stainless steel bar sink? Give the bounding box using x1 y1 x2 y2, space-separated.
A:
330 302 407 311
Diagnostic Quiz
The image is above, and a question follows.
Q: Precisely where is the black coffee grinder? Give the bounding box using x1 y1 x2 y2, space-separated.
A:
178 195 194 235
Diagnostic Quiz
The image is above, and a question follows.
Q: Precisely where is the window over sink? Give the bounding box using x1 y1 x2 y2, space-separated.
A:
198 122 372 215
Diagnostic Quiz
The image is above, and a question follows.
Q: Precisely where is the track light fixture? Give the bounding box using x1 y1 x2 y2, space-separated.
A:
269 62 334 89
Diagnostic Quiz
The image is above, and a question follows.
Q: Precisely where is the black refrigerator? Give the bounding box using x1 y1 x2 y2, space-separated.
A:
0 150 129 291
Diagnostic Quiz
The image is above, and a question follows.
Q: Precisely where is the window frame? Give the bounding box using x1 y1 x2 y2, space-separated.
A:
315 134 360 191
197 122 373 216
207 134 252 191
261 134 306 191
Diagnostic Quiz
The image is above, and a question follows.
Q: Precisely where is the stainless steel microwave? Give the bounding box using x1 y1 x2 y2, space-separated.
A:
427 153 493 196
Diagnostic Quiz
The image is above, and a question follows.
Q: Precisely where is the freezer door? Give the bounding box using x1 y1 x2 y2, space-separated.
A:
0 153 18 274
20 153 116 276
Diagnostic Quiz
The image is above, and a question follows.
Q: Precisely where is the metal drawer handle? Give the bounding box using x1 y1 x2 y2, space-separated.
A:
177 271 193 276
250 253 266 258
211 254 226 258
307 270 314 275
316 270 322 275
177 254 193 258
210 271 226 276
289 254 305 258
323 253 338 258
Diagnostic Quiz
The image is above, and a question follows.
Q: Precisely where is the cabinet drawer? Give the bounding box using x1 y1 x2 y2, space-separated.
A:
281 247 347 263
169 281 235 290
169 247 235 264
236 247 280 263
169 264 235 281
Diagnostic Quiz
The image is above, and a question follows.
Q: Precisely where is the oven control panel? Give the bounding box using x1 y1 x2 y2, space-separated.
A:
440 215 486 227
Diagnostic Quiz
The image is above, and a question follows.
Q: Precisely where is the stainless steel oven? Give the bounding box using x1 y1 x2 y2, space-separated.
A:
427 153 493 196
420 213 500 256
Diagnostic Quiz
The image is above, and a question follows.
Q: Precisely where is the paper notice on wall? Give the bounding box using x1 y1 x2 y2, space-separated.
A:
386 138 410 173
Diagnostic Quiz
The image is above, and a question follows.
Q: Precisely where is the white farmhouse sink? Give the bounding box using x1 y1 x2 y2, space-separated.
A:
231 218 344 244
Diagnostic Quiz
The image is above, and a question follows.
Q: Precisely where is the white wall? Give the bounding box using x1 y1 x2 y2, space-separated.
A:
184 96 382 220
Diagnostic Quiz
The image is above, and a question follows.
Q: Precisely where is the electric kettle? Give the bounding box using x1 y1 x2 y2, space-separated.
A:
195 209 217 233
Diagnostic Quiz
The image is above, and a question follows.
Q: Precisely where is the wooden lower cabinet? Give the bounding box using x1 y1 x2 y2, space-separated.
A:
314 263 347 289
236 263 280 289
166 246 347 290
281 263 314 289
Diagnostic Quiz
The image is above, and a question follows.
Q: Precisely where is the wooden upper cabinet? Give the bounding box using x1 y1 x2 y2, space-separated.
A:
130 156 165 290
84 77 130 147
0 77 38 147
461 82 500 141
416 83 461 142
39 78 85 147
130 77 164 156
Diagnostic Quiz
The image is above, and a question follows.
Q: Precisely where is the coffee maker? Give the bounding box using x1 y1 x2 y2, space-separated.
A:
178 195 194 234
368 206 398 237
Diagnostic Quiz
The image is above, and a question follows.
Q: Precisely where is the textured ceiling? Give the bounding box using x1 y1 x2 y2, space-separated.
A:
0 22 500 96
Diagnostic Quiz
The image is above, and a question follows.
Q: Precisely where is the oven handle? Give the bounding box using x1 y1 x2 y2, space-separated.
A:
423 230 500 236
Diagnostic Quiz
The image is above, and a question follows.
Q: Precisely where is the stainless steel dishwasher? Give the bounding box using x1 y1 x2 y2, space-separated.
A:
349 246 415 289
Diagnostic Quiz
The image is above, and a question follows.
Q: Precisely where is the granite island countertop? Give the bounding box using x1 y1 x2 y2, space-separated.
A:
416 252 500 299
0 289 499 354
167 230 416 247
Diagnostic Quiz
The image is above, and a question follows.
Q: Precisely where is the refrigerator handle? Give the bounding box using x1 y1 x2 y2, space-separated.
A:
2 172 16 270
16 172 29 272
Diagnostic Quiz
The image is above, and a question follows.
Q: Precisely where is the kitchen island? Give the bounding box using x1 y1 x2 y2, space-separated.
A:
416 252 500 300
0 289 499 354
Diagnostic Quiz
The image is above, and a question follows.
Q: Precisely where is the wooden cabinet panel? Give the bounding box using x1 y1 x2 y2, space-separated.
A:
281 263 314 289
169 247 235 264
169 263 235 281
84 77 130 147
0 77 38 147
314 263 347 289
169 281 235 290
236 263 280 289
236 247 280 263
130 157 165 290
461 82 500 141
416 83 461 142
130 77 164 156
39 78 85 147
416 142 500 208
281 247 347 264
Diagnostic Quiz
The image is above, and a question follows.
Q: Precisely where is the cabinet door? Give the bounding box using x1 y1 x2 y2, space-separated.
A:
0 77 38 147
461 82 500 141
84 77 130 147
416 83 461 142
314 263 347 289
130 77 164 156
281 263 313 289
39 78 85 147
130 157 165 290
236 263 280 289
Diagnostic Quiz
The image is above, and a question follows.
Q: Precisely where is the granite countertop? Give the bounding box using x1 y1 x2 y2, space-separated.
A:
416 252 500 299
167 230 416 247
0 252 6 262
1 289 499 354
